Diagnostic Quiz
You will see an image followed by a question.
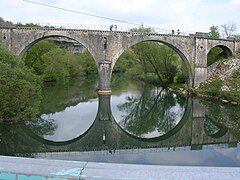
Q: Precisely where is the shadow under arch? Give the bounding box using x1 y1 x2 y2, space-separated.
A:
111 97 193 143
111 39 194 87
204 116 228 139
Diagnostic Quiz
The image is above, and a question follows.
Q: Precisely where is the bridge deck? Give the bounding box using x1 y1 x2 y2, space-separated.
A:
0 156 240 179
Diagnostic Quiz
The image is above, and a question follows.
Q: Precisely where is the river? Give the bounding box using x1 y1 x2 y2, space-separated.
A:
0 74 240 167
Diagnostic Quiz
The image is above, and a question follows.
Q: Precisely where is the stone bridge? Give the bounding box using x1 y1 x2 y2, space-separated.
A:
1 27 240 92
0 95 238 155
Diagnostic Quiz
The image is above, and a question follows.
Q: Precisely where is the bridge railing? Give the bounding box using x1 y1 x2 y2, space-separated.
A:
1 22 238 39
0 21 195 36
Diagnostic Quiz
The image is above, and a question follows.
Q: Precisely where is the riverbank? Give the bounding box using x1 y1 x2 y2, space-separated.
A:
171 58 240 105
170 84 240 105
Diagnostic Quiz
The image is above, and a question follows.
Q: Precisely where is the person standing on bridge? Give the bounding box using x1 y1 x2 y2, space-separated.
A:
177 29 180 35
110 24 113 31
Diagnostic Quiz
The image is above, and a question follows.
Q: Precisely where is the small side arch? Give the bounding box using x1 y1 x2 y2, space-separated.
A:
207 44 233 58
207 44 233 67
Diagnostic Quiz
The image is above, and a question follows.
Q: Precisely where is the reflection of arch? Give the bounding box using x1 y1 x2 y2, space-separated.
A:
204 116 228 138
112 98 192 142
25 95 192 146
112 40 194 87
24 115 99 146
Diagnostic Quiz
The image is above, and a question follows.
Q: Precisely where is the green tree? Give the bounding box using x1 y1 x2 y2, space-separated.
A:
0 17 4 23
0 45 42 123
23 39 59 75
129 25 154 33
113 49 137 74
207 25 225 66
0 17 14 26
23 39 95 81
75 50 97 74
16 23 41 28
41 48 69 81
65 51 85 77
209 25 220 38
131 42 180 86
114 26 187 86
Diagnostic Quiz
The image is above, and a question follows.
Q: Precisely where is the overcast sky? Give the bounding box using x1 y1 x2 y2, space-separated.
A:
1 0 240 34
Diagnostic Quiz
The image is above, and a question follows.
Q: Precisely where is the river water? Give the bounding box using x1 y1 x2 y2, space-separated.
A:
0 75 240 167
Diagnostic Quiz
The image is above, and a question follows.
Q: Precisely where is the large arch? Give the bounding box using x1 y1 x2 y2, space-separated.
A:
111 38 194 87
17 31 98 68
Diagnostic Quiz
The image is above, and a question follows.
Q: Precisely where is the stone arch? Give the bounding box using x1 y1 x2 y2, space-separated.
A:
207 44 233 58
18 32 98 67
111 39 194 87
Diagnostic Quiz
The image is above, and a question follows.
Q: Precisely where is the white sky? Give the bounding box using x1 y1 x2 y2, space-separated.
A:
1 0 240 34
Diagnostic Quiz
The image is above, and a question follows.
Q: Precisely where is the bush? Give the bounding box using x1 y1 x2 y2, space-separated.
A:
199 79 223 96
0 45 42 123
221 91 240 102
174 72 187 84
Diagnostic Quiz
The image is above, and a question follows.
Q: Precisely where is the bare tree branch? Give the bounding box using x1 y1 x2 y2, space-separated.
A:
221 23 237 38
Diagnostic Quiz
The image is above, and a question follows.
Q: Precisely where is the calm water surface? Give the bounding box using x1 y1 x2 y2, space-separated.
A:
0 75 240 167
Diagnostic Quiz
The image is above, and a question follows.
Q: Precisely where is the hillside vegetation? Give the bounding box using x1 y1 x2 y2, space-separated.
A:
196 56 240 103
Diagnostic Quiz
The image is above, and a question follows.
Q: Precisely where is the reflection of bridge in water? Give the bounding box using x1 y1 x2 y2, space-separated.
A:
0 95 238 155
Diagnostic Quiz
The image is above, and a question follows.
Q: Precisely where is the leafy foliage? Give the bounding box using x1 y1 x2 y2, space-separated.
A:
23 40 58 75
0 45 42 123
207 26 226 66
16 23 41 28
198 79 223 96
75 51 97 74
208 25 220 38
129 24 155 33
115 40 187 86
202 100 240 131
23 39 96 82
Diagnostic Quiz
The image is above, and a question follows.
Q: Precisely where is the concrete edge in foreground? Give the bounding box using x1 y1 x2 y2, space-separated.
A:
0 156 240 179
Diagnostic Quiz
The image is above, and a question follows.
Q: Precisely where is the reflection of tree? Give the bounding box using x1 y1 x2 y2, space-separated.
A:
202 100 240 131
0 118 56 156
117 85 187 137
27 117 57 137
40 75 97 115
201 100 240 140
